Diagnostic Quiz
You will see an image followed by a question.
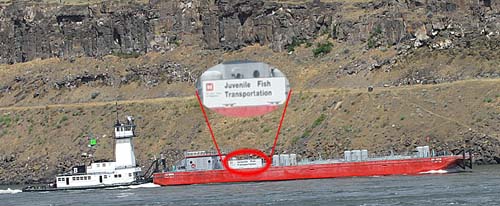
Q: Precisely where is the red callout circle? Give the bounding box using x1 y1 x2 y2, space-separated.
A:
222 148 271 176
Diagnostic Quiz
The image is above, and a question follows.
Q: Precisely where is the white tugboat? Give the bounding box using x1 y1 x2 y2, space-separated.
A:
23 116 145 191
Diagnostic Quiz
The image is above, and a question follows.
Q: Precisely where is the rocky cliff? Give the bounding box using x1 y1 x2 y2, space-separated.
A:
2 0 498 63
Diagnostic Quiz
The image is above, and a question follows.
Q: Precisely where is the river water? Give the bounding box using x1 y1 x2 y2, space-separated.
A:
1 165 499 206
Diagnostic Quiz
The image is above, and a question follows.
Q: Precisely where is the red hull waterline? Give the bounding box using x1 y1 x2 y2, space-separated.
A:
153 156 463 186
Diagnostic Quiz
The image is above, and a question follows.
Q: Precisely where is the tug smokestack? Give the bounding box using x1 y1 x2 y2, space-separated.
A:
160 153 166 172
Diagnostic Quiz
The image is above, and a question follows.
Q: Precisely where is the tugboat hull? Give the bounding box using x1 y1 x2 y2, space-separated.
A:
22 181 146 192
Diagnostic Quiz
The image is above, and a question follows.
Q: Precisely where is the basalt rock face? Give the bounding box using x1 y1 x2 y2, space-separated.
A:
0 0 498 64
0 3 143 64
0 1 180 64
200 0 341 51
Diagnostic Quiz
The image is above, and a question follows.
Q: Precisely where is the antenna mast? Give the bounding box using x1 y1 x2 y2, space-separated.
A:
115 101 120 125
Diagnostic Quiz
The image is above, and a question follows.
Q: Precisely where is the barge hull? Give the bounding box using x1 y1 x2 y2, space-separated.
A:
153 156 462 186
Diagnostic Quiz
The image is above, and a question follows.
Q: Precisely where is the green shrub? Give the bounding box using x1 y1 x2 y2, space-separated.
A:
321 29 330 36
37 137 45 145
312 42 333 57
367 38 376 49
302 129 312 138
59 115 68 124
90 92 100 99
291 136 300 145
170 39 181 47
0 115 11 127
484 97 493 103
312 114 326 128
343 125 353 133
291 128 312 145
373 25 382 35
287 37 304 53
366 26 382 49
111 51 141 59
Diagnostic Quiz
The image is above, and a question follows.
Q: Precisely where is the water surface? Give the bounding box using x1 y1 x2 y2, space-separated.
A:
1 165 499 206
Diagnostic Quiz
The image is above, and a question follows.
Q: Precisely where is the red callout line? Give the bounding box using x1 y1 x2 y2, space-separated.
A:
270 89 292 157
195 90 223 160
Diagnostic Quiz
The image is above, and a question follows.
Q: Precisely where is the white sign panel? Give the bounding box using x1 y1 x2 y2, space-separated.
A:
202 77 287 108
228 159 263 169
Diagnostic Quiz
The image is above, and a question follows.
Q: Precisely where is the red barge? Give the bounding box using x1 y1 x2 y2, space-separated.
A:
153 147 471 186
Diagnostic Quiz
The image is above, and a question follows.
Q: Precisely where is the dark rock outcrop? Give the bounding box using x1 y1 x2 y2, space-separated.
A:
0 61 196 102
0 0 497 64
465 132 500 165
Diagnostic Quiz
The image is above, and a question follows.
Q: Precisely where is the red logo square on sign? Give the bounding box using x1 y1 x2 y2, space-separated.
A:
206 83 214 91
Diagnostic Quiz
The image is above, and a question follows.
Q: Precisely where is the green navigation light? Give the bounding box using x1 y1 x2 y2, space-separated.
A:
90 138 97 146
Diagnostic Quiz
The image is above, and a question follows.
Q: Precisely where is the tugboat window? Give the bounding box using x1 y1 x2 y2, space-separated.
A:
88 176 91 180
72 177 75 180
129 173 132 177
